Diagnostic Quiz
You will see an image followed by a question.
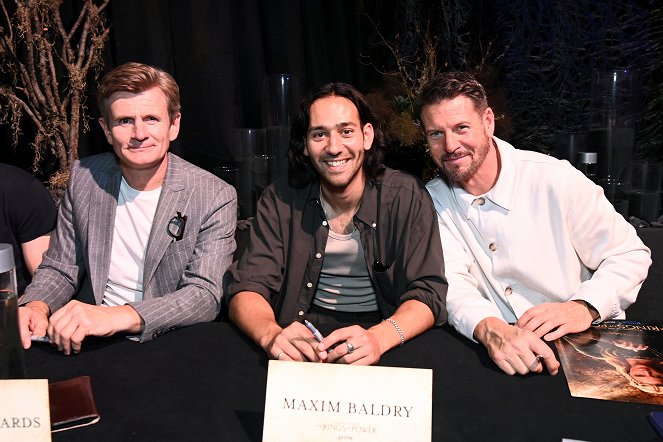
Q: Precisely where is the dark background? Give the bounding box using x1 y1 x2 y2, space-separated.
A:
1 0 662 185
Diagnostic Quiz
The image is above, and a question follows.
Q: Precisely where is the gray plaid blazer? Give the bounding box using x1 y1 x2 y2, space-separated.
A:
21 152 237 341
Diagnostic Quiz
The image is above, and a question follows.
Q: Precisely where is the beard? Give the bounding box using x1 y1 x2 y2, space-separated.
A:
440 137 491 183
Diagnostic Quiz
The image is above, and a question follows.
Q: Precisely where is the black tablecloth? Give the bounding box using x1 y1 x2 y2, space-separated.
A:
25 321 663 441
21 227 663 441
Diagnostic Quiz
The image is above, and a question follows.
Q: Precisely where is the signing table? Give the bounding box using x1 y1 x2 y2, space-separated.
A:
25 320 663 442
23 227 663 441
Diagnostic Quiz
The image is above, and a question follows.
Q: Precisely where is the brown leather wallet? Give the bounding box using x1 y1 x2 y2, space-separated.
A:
48 375 100 432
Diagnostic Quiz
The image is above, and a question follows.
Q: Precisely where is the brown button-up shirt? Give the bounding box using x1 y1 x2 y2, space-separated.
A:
227 167 448 326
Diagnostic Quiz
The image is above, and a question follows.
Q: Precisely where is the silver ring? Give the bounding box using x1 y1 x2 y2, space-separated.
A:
276 352 284 360
346 341 355 354
530 355 543 369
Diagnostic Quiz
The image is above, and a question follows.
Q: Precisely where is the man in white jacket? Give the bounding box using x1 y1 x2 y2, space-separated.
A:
417 71 651 376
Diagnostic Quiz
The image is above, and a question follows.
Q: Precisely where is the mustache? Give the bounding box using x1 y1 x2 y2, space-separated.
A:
441 150 470 161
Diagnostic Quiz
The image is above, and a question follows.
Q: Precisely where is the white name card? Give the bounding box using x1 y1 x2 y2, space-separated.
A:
0 379 51 442
263 361 432 442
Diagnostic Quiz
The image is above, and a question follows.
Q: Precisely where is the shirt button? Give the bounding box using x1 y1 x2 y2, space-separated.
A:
474 197 486 206
298 310 304 316
372 223 377 228
322 220 328 227
489 242 497 251
315 253 322 259
505 287 513 296
306 282 313 288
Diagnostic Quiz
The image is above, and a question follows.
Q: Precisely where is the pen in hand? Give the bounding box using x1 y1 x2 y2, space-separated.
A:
30 335 51 343
304 319 341 354
304 319 324 342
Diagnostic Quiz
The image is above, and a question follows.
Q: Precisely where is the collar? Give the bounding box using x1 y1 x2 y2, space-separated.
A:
107 152 185 193
354 177 378 229
488 137 517 211
305 174 380 230
448 137 515 214
161 153 186 192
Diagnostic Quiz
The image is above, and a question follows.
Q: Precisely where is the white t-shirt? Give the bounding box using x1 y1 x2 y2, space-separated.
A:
103 177 161 307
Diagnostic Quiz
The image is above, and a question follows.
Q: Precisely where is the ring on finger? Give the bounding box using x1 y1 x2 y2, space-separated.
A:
529 355 543 369
346 341 356 354
276 352 284 360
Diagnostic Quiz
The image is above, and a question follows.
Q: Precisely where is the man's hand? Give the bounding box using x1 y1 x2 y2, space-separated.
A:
515 301 597 342
318 325 382 365
265 321 325 362
47 300 143 355
18 301 50 349
474 317 560 376
228 292 327 362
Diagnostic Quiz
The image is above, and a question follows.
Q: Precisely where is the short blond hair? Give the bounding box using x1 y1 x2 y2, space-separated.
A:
97 62 181 122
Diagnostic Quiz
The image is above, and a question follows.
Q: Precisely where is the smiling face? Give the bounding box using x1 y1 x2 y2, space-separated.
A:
421 95 497 194
98 87 181 190
304 95 373 197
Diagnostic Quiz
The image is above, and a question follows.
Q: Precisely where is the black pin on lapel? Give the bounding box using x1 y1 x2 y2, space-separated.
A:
167 212 187 241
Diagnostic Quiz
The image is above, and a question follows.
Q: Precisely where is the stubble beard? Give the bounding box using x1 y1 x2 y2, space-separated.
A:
440 138 490 184
315 154 364 192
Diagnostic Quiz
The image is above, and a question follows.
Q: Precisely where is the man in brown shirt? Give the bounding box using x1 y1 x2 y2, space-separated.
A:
227 83 447 365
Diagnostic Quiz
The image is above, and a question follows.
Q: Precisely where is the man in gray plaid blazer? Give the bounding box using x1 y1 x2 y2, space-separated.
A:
18 62 237 355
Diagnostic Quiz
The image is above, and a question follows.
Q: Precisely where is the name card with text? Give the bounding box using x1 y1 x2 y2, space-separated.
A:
263 361 432 442
0 379 51 442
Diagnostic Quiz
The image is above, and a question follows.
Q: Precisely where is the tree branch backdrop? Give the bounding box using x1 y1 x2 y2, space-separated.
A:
1 0 661 188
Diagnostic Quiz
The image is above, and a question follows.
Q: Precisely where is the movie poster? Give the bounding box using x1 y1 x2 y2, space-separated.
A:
556 320 663 405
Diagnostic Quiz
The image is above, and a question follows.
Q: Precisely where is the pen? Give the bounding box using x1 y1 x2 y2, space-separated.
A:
30 335 51 343
304 319 324 342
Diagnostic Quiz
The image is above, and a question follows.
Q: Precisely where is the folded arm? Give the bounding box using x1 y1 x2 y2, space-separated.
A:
517 172 652 342
565 171 651 319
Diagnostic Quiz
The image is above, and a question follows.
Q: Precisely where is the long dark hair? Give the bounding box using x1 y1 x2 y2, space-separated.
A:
288 82 386 188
